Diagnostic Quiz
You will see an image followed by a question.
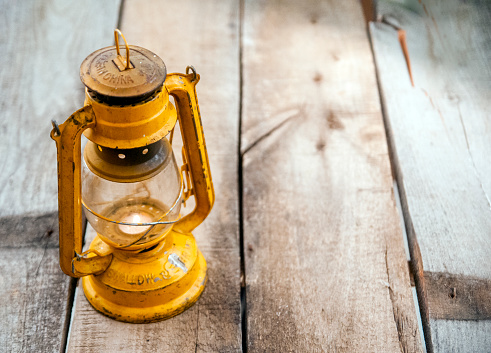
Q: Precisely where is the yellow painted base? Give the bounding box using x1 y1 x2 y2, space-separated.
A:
82 230 207 323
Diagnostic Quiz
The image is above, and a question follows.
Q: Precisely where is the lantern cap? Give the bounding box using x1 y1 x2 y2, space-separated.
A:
80 30 166 101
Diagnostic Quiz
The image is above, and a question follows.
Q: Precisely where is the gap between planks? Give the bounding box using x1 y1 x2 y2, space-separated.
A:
368 1 491 349
367 20 433 353
237 0 248 352
241 0 423 351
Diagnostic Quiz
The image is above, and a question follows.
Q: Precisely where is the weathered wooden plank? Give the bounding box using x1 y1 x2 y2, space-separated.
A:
0 1 120 352
430 319 491 352
66 1 241 352
242 0 422 351
0 213 71 353
68 224 240 353
424 271 491 321
370 0 491 351
0 0 121 218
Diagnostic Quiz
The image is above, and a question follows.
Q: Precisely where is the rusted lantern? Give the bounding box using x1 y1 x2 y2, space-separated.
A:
51 30 214 323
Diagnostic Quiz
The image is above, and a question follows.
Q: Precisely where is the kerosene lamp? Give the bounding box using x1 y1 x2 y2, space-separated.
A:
51 30 214 323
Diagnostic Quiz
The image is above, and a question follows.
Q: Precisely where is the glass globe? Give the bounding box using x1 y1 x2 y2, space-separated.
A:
81 137 182 248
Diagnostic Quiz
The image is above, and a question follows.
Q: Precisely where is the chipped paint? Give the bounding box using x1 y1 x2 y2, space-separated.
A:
168 253 188 273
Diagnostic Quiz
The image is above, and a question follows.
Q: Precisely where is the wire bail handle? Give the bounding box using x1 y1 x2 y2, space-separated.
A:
114 29 132 70
186 65 197 82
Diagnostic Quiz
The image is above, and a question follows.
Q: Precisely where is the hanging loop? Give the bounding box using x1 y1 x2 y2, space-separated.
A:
51 119 60 137
186 65 197 82
114 29 131 70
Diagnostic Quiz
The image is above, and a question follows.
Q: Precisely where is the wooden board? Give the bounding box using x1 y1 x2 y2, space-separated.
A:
241 0 423 351
0 213 72 353
370 0 491 351
66 1 242 352
0 1 120 351
0 0 120 218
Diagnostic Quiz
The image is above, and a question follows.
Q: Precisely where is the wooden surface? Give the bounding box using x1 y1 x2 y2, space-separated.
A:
2 0 489 351
241 0 422 352
370 0 491 351
0 1 120 352
66 1 242 352
0 213 70 353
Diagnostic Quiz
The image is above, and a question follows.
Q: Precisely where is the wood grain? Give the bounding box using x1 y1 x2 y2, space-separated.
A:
0 213 71 353
241 0 422 351
370 0 491 351
66 1 242 352
0 1 120 352
0 0 121 218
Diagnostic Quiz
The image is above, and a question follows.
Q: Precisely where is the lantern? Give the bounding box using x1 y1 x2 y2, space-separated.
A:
50 30 214 323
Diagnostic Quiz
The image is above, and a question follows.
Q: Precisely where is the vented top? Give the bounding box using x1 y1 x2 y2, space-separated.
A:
80 30 166 100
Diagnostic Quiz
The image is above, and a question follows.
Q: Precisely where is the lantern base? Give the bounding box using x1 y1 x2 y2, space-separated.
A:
82 230 207 323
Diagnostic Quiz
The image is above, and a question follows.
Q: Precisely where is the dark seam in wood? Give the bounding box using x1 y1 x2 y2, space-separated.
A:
394 160 433 353
408 261 415 287
62 213 88 353
238 0 247 351
195 304 199 353
35 216 58 275
240 113 297 157
34 234 51 275
21 271 29 353
406 208 433 353
60 278 77 353
367 26 433 353
384 246 404 353
457 104 491 211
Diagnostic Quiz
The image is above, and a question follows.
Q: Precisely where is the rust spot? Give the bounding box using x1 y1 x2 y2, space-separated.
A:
397 29 414 86
247 244 254 252
310 15 318 24
326 111 344 130
332 54 340 61
380 17 414 86
313 73 322 83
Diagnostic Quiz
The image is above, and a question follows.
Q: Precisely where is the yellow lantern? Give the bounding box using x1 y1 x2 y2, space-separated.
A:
50 30 214 323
